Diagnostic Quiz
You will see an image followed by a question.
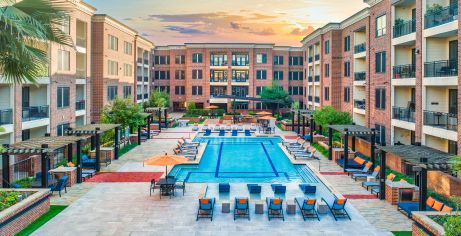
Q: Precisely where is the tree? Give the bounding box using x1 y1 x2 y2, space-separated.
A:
292 101 300 110
260 81 292 113
0 0 73 84
101 97 145 132
0 126 5 153
147 90 170 108
313 106 352 132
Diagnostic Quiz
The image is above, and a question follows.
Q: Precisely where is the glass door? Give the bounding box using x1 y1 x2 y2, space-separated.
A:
449 89 458 115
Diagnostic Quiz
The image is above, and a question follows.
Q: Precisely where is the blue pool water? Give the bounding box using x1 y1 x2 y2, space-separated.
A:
170 137 319 183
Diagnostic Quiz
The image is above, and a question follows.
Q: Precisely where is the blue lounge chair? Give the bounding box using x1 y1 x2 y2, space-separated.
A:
345 162 372 176
295 197 320 221
219 130 225 136
245 130 252 136
352 166 380 181
50 176 68 197
271 184 286 194
299 184 317 194
234 197 250 220
362 181 380 190
321 197 351 221
82 154 96 169
232 130 238 136
266 197 284 221
336 158 363 169
219 183 230 193
397 202 434 217
196 198 215 221
247 184 262 194
204 129 211 136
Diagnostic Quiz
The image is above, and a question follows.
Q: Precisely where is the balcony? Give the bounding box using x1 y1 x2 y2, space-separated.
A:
137 58 143 64
232 61 249 66
424 60 458 77
393 64 416 79
354 72 366 81
144 59 149 65
144 76 149 82
76 36 87 48
308 57 313 63
0 109 12 125
424 110 457 131
424 5 458 29
392 107 415 122
314 75 320 82
76 69 86 79
22 105 49 121
144 93 148 99
210 78 228 83
354 99 366 110
393 19 416 38
354 43 366 54
314 96 320 103
137 94 142 100
232 78 248 83
308 76 313 82
308 95 313 102
211 61 228 66
75 100 85 111
314 54 320 61
137 76 142 82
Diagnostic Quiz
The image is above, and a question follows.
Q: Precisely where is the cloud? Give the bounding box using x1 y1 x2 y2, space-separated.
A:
230 22 240 29
164 25 207 35
124 17 133 21
250 27 275 36
290 26 314 35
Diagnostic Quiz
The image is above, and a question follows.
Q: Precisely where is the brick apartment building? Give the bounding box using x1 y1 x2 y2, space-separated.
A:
0 0 154 145
152 43 304 112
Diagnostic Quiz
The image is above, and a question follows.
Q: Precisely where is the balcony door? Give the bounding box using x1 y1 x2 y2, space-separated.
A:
22 87 30 108
449 89 457 115
449 40 458 61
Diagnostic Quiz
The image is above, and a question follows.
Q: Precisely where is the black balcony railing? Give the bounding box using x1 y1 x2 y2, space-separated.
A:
314 75 320 82
424 110 457 131
137 76 142 82
211 60 228 66
314 54 320 61
393 64 416 79
22 105 49 121
0 109 12 125
75 100 85 111
393 19 416 38
392 107 415 122
354 99 366 110
308 95 313 102
137 94 142 100
354 43 366 54
424 60 458 77
144 76 149 82
308 76 313 82
308 57 313 63
144 93 148 99
314 96 320 103
210 77 228 83
232 78 248 82
232 61 249 66
425 5 458 29
354 72 366 81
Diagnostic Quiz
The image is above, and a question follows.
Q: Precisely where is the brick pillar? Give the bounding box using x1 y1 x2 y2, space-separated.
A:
415 0 424 144
458 3 461 154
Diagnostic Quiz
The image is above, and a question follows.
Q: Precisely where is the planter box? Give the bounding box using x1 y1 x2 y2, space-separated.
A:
412 212 449 236
181 117 202 123
0 189 50 236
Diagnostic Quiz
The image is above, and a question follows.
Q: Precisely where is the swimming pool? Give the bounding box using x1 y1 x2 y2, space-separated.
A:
170 136 319 183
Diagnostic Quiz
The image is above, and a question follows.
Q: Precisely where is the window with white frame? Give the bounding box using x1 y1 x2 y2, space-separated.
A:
256 53 267 64
108 60 118 76
58 49 70 71
123 41 132 55
376 14 386 37
108 34 118 51
124 63 132 76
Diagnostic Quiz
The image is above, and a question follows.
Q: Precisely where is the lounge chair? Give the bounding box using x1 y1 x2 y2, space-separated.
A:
362 173 395 190
204 129 211 136
271 184 286 194
214 125 221 131
234 197 250 220
225 124 232 131
345 162 373 176
397 196 441 217
50 176 68 197
237 123 244 131
192 123 199 131
82 154 96 169
178 140 199 147
282 138 304 147
293 149 318 159
247 184 262 194
202 125 209 131
250 123 257 131
176 144 197 152
299 184 317 194
181 137 200 146
196 198 215 221
219 183 230 193
336 156 366 169
244 129 252 137
295 198 320 221
266 197 284 221
219 130 225 136
232 130 238 136
321 197 351 221
352 166 380 181
287 143 309 152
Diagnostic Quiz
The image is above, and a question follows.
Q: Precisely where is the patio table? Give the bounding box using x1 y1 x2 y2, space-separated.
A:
157 178 177 196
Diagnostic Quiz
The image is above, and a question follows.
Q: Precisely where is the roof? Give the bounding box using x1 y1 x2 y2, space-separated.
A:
145 107 168 112
7 136 87 154
378 145 455 170
328 124 376 136
70 123 121 133
154 43 301 50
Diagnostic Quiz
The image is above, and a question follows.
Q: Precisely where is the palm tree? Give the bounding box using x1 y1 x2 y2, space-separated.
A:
0 0 73 84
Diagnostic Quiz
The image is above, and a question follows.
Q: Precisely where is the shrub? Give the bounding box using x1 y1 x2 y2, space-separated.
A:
0 191 22 211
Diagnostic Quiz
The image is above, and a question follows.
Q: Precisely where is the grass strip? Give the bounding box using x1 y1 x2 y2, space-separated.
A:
16 205 67 236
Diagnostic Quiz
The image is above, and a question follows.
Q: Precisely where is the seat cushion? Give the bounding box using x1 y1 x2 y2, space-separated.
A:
432 200 444 211
426 196 436 208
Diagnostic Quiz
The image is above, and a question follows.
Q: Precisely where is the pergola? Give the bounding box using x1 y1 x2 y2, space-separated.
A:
65 123 121 173
376 145 455 209
145 107 168 131
291 109 315 138
328 124 377 171
2 135 88 188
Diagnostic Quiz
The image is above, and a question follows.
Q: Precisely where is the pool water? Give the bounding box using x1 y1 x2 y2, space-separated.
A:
170 137 319 183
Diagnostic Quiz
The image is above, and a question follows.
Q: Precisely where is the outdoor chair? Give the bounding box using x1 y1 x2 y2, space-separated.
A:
204 129 211 136
245 129 252 137
271 184 286 194
294 149 318 160
196 198 215 221
219 183 230 193
345 162 373 176
299 184 317 194
237 124 243 131
295 198 320 221
336 157 365 169
321 197 351 221
192 123 199 131
149 179 160 196
50 176 68 197
181 137 200 146
219 130 225 136
159 184 175 199
178 140 199 148
81 154 96 169
352 166 380 181
202 125 209 131
266 197 284 221
247 184 262 194
174 180 186 196
282 138 304 147
234 197 250 220
362 173 395 190
232 130 238 136
397 196 438 217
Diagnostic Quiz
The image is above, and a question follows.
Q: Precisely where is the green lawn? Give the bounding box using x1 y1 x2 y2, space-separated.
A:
119 143 138 157
311 142 329 158
16 205 67 236
391 231 412 236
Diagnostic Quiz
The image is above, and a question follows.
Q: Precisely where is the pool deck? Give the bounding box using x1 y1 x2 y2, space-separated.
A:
37 123 412 235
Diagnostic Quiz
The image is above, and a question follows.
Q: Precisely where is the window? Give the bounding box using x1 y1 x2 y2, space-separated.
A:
154 70 170 80
344 87 350 102
256 53 267 64
274 56 284 65
210 86 226 96
61 16 70 35
57 123 70 136
256 70 267 80
289 56 303 66
108 60 118 76
175 70 185 80
325 40 330 54
154 56 170 65
324 87 330 101
107 86 118 101
57 87 70 108
232 54 249 66
212 70 228 82
375 124 386 145
325 64 330 77
175 86 185 95
344 36 350 52
288 86 303 95
192 53 203 63
58 49 70 71
375 87 386 109
376 14 386 37
191 86 203 95
108 34 118 51
256 86 263 96
192 69 203 79
175 55 185 64
344 61 350 77
232 86 248 97
210 54 228 66
22 129 30 141
234 102 248 110
376 51 386 73
124 63 132 76
274 71 283 80
255 102 269 110
289 71 303 81
154 86 170 93
123 41 132 55
123 86 132 98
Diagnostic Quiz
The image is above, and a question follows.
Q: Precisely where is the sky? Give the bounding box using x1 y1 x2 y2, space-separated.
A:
85 0 368 46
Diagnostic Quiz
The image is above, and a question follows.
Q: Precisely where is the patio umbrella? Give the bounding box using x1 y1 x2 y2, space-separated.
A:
144 153 188 178
205 105 219 109
255 111 272 116
258 116 276 120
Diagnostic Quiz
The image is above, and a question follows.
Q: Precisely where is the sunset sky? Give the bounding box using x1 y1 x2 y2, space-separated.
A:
85 0 368 46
